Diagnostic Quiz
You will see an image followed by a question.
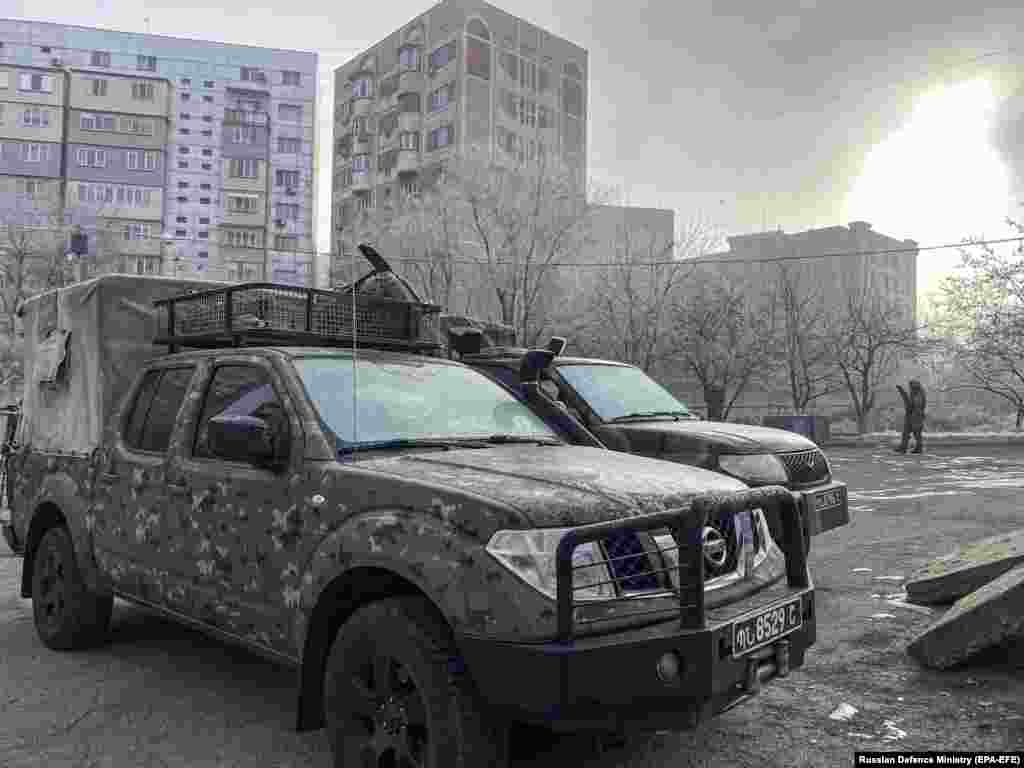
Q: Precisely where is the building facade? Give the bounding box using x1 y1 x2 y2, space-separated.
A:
0 19 317 285
329 0 588 284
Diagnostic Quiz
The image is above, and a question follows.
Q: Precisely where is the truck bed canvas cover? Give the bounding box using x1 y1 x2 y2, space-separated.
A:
18 275 227 455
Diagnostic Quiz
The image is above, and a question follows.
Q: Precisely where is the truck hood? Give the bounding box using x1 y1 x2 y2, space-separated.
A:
603 419 817 454
357 445 749 528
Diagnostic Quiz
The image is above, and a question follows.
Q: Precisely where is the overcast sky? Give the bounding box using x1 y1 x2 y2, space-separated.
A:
6 0 1024 295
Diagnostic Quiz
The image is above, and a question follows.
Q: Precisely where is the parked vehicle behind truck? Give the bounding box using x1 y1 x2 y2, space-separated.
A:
445 323 850 554
5 252 816 766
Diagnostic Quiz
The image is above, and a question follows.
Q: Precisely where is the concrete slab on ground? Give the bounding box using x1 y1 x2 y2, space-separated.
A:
906 563 1024 670
905 528 1024 605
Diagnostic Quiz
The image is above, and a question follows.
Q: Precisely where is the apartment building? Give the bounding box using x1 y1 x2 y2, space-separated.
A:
330 0 588 283
0 19 317 285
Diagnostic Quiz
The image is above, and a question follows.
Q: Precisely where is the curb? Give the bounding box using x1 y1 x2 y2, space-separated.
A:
823 435 1024 449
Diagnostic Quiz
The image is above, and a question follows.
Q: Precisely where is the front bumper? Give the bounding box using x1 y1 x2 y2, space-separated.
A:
459 486 816 733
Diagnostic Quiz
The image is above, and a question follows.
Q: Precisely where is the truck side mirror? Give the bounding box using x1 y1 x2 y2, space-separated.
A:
208 414 277 467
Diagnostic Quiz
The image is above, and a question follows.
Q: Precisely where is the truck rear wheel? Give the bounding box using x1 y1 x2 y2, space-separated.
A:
324 596 508 768
31 526 113 650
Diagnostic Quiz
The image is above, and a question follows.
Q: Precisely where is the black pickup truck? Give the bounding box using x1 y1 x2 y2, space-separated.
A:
5 263 815 766
450 334 849 554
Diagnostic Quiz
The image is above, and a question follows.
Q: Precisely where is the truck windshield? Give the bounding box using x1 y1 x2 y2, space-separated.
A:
294 356 557 448
556 364 692 422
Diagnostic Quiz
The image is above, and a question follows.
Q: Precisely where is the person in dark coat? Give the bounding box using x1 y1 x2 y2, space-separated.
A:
896 379 926 453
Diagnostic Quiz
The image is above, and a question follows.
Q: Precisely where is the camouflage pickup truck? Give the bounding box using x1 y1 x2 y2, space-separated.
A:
4 266 815 767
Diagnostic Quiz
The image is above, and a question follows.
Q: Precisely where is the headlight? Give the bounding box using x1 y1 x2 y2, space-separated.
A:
717 453 788 484
485 528 616 601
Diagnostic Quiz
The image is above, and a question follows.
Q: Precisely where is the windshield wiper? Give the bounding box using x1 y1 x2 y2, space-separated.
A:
338 438 488 454
483 434 562 446
609 410 691 422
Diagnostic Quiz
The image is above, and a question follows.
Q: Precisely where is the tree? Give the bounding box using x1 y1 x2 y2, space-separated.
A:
932 222 1024 427
667 269 778 420
439 148 596 345
829 284 920 434
769 261 843 411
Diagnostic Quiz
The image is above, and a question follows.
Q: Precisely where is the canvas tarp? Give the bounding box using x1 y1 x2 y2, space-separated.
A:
18 275 227 455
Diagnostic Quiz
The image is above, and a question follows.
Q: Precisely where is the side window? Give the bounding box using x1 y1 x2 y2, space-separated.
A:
138 368 195 453
194 365 287 460
124 370 163 449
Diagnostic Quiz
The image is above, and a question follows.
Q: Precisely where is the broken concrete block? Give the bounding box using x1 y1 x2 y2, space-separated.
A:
906 563 1024 670
905 528 1024 605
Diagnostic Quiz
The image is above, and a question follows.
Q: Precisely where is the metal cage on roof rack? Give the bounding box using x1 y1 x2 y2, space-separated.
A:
153 282 443 353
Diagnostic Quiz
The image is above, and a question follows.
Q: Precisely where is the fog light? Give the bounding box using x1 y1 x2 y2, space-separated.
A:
656 651 682 683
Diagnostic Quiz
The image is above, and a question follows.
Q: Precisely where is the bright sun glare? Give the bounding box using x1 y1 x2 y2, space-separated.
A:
843 78 1012 302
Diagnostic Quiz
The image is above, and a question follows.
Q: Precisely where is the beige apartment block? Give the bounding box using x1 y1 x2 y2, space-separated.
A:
67 71 171 120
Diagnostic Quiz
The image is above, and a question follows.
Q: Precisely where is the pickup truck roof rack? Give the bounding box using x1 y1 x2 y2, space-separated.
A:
153 245 443 354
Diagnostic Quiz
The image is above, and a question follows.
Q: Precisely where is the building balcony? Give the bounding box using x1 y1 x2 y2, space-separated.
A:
351 171 371 192
397 68 425 95
398 111 421 134
223 208 267 227
396 149 420 174
223 109 268 126
352 97 373 118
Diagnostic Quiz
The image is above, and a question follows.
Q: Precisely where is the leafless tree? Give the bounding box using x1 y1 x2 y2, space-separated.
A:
769 261 843 411
829 284 921 434
931 222 1024 427
668 269 779 420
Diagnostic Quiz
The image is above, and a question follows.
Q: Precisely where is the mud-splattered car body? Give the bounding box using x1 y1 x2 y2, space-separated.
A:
9 276 816 739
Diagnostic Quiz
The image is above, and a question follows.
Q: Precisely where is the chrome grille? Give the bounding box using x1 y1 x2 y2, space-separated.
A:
778 449 830 486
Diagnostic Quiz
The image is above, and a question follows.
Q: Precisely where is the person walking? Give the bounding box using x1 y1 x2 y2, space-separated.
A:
896 379 926 453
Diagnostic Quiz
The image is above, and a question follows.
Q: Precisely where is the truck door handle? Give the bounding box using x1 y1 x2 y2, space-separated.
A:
167 483 189 496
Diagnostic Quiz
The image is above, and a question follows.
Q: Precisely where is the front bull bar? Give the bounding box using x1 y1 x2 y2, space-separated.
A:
554 486 808 643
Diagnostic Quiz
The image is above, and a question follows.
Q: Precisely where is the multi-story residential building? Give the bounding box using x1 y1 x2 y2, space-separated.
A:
330 0 588 284
0 19 317 285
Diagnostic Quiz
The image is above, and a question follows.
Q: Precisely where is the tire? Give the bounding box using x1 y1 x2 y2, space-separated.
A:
324 596 508 768
31 526 113 651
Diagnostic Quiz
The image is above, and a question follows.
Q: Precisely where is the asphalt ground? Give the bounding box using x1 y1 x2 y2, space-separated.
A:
2 444 1022 767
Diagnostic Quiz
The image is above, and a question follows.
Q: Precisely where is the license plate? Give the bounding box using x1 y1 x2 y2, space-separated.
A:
732 598 803 658
812 487 845 511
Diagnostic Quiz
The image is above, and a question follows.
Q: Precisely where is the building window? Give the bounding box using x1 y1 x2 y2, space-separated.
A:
228 158 259 178
201 148 213 157
18 73 54 93
429 83 455 112
179 112 191 120
398 46 419 71
176 216 188 223
177 195 187 203
91 51 111 67
200 182 211 191
466 39 490 80
352 77 373 99
132 82 155 101
199 197 211 204
277 137 301 153
180 92 190 101
89 78 108 97
231 125 256 144
21 143 50 163
16 178 44 198
21 106 50 127
198 231 209 239
519 60 536 91
356 192 373 212
177 161 188 169
201 129 212 137
275 170 300 188
120 116 154 135
428 41 456 71
181 77 191 87
278 104 302 122
282 70 301 86
137 55 157 72
175 229 187 238
275 202 300 220
427 124 452 151
201 163 212 170
399 131 419 151
131 255 162 275
351 154 369 173
199 217 210 225
224 228 262 248
227 194 260 213
274 235 298 250
202 114 213 123
178 146 190 154
123 222 151 241
77 183 152 207
177 181 189 189
127 150 159 170
241 67 266 83
179 128 191 135
227 262 263 281
203 94 214 103
398 92 421 114
400 178 420 197
204 80 215 88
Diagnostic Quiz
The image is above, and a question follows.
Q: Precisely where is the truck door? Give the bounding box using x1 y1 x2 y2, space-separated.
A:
94 365 197 604
172 359 301 654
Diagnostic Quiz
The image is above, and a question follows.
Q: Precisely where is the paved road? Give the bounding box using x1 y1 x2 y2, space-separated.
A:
2 445 1022 767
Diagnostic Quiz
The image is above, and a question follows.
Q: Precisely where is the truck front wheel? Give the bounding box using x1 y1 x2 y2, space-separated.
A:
31 526 113 650
324 596 508 768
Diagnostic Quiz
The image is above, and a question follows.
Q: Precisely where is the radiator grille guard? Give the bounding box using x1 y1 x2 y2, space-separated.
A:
554 486 808 643
153 283 442 353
